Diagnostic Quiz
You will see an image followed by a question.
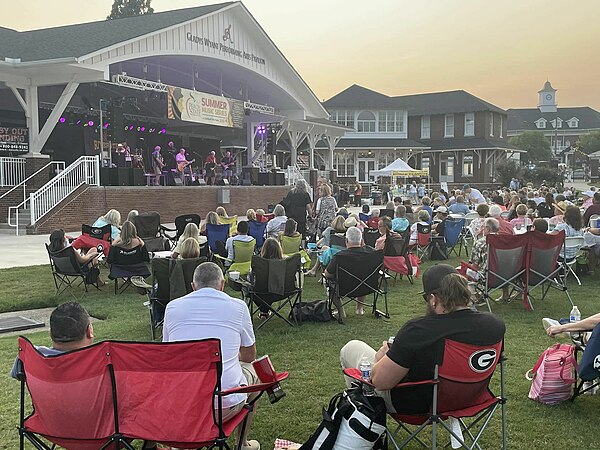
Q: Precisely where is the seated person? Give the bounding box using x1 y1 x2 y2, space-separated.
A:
172 222 207 259
366 209 381 229
265 204 288 239
361 204 371 216
549 201 567 225
48 229 104 285
449 195 470 215
550 205 584 262
545 312 600 347
71 209 121 255
107 221 150 287
488 205 515 235
375 217 399 251
391 205 409 233
531 218 549 233
246 209 258 222
416 197 433 220
216 206 228 219
402 199 414 214
220 220 255 262
536 193 555 219
324 227 374 319
200 211 219 235
340 265 505 413
393 197 403 207
126 209 139 223
509 204 528 229
178 237 201 259
280 218 301 240
253 237 285 319
163 262 261 450
409 210 431 245
255 208 268 223
469 203 490 239
432 206 449 237
305 216 347 277
93 209 122 241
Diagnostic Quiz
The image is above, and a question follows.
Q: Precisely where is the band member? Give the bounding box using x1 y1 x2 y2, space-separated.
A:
204 151 217 186
123 144 132 168
151 146 164 186
176 148 195 185
167 141 177 154
114 143 126 167
221 150 235 181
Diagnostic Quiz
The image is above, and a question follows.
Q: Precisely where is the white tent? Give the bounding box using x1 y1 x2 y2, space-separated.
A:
371 158 426 177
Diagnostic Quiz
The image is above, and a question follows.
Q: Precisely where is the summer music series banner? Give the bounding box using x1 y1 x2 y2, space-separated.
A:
167 86 244 129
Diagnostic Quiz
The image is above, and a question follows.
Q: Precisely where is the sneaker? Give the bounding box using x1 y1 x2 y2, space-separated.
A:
242 440 260 450
542 318 560 331
131 276 152 289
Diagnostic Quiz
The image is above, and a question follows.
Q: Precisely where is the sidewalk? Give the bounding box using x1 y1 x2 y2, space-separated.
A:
0 233 56 269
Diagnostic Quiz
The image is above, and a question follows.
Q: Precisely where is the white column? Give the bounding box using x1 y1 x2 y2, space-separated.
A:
25 86 39 154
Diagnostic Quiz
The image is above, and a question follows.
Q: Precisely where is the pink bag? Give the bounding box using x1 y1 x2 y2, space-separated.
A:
526 343 577 404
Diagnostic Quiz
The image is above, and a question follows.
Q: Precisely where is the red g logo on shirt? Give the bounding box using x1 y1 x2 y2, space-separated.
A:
469 349 497 373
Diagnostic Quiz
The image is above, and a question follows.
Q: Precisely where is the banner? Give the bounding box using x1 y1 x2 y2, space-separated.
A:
392 169 429 177
167 86 244 129
0 127 29 154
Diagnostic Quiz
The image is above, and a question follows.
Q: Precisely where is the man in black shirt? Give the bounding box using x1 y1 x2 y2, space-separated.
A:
340 264 505 413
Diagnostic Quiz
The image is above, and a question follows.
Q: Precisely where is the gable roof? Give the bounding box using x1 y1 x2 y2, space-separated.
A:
0 3 233 62
507 107 600 131
323 84 506 115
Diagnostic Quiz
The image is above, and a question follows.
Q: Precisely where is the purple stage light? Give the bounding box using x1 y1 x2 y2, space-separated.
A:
88 120 94 126
76 120 82 125
103 123 110 129
59 117 66 123
129 125 134 131
140 126 145 132
159 128 166 134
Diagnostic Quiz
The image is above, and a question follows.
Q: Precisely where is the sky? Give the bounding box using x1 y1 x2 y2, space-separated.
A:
3 0 600 110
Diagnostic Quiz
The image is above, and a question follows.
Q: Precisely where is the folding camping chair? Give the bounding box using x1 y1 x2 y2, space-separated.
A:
206 223 231 257
364 228 380 248
463 211 480 241
384 231 417 284
248 220 268 251
326 250 388 321
379 208 395 219
415 223 432 260
329 233 346 249
344 339 507 450
146 256 207 340
243 253 303 330
162 213 201 248
16 336 288 450
563 236 585 286
72 223 112 257
445 217 469 257
215 239 256 277
572 323 600 400
107 245 151 294
477 233 528 311
132 211 170 252
219 215 238 236
45 244 99 296
359 212 370 223
526 230 574 310
280 235 311 269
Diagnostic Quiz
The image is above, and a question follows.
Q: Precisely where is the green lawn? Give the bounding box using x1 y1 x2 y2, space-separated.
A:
0 256 598 449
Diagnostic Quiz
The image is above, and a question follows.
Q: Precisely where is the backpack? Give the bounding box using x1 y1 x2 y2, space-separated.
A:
290 301 332 323
429 236 448 260
299 386 387 450
526 343 577 404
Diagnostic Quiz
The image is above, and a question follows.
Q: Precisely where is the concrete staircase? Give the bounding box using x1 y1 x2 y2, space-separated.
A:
0 207 29 235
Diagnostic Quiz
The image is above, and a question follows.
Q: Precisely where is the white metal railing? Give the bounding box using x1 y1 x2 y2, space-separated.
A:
285 166 313 200
8 156 99 234
0 157 26 186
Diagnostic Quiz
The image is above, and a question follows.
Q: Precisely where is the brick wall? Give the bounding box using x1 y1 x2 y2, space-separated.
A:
33 185 291 234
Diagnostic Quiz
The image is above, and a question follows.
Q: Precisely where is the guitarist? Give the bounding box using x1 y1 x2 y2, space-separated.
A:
176 148 195 185
220 150 235 181
204 151 217 186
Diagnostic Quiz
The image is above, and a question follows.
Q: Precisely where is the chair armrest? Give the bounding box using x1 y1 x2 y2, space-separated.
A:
219 372 289 396
343 368 437 389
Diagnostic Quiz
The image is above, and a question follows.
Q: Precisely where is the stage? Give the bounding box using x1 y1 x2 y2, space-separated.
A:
31 185 290 234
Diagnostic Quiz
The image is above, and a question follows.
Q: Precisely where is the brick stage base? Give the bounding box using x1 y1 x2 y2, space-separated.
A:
31 185 291 234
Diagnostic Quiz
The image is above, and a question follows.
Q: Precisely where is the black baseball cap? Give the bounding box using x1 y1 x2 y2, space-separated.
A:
419 264 458 295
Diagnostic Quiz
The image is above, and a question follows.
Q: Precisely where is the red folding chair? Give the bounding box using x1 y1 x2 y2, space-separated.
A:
16 336 288 450
526 230 573 310
477 233 528 311
344 339 506 450
413 223 431 260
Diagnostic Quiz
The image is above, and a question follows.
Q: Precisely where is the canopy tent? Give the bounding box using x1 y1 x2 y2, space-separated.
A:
371 158 429 177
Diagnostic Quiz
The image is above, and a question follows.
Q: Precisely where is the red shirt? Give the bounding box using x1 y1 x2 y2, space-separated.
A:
497 218 515 235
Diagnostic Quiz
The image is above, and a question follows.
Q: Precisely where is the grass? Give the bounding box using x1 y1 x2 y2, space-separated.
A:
0 255 599 449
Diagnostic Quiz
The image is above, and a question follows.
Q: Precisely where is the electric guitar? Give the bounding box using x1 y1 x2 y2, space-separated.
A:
177 159 195 173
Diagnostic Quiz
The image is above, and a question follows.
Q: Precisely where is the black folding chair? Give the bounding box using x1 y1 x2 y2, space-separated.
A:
132 212 171 252
329 233 346 249
162 214 202 248
572 323 600 400
327 250 388 321
45 244 99 297
243 254 303 330
363 228 380 248
146 256 207 340
107 245 151 294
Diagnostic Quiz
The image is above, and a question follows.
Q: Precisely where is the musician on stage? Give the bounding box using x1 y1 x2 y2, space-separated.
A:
204 151 217 186
221 150 235 181
176 148 194 185
151 145 164 186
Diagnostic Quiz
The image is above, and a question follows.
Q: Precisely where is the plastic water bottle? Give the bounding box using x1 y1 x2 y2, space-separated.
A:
359 357 375 396
570 306 581 323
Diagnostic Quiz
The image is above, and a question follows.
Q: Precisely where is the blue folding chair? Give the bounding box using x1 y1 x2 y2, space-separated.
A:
359 212 370 223
206 223 230 257
444 218 468 257
573 323 600 399
248 220 268 251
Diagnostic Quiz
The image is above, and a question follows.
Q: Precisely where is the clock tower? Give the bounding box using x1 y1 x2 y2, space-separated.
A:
538 80 557 113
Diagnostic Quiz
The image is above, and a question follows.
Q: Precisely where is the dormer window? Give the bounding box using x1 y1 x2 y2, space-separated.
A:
568 117 579 128
535 118 547 129
357 111 376 133
551 118 563 128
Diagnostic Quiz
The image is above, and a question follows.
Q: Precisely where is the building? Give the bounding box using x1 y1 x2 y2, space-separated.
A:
319 84 520 185
507 81 600 160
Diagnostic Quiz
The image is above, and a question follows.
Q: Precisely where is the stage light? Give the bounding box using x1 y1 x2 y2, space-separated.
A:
59 117 66 123
149 128 155 133
136 126 141 132
129 125 134 131
124 126 128 131
140 126 145 132
76 119 82 125
103 123 110 129
159 128 166 134
88 120 94 126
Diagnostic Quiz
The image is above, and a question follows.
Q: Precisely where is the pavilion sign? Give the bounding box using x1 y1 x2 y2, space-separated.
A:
186 32 266 66
168 86 244 129
0 127 29 154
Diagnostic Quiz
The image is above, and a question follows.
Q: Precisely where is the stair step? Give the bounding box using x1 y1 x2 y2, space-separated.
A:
0 223 27 230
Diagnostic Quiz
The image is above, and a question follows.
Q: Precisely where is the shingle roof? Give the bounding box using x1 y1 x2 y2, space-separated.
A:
0 3 233 62
316 138 428 149
323 84 505 115
507 107 600 131
424 138 521 151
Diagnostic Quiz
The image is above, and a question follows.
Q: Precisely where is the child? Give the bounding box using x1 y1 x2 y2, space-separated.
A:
392 205 409 233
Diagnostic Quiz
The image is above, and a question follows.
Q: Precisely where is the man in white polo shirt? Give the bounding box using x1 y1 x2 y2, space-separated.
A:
163 262 260 450
463 184 485 205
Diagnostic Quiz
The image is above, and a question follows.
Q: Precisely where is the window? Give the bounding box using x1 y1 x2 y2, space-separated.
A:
444 114 454 137
334 151 355 176
551 118 563 128
378 111 405 133
499 114 504 138
535 118 547 129
463 155 474 177
421 156 430 171
421 115 431 139
489 112 494 137
464 112 475 136
568 117 579 128
331 110 355 129
357 111 376 133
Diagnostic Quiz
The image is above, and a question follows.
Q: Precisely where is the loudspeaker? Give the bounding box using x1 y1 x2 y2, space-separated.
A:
174 177 183 186
130 168 144 186
217 178 229 186
100 167 111 186
197 178 207 186
273 171 285 186
242 166 259 185
258 172 273 186
115 168 129 186
241 178 252 186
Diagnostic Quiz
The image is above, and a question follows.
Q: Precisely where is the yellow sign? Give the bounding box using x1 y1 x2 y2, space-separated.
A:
392 169 429 177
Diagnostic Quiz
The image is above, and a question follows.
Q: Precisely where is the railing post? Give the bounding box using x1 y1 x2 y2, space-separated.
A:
94 156 100 186
0 159 4 186
29 192 36 226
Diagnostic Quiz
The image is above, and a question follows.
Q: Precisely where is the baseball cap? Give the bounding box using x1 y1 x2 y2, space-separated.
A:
419 264 458 295
436 206 448 214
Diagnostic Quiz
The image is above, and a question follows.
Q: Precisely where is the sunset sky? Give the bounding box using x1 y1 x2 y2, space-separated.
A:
3 0 600 110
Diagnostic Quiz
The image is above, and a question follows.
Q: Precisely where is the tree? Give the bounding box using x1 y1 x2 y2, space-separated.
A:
508 131 552 162
577 131 600 155
107 0 154 20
